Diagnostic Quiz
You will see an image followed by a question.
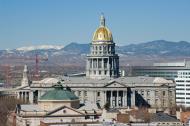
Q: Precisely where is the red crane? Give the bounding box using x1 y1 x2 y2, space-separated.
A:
24 54 48 80
1 54 48 86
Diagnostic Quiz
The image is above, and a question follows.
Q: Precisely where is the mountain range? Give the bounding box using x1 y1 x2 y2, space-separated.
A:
1 40 190 57
57 40 190 57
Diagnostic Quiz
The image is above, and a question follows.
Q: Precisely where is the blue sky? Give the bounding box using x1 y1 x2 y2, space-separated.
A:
0 0 189 49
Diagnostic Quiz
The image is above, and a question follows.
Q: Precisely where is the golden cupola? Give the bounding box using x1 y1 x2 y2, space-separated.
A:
92 15 113 43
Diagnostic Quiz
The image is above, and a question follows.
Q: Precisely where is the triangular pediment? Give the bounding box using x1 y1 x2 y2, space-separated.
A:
159 84 169 87
104 81 127 88
46 106 85 116
16 85 31 90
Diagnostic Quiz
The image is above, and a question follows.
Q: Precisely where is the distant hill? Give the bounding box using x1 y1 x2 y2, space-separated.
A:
1 40 190 57
118 40 190 56
63 42 90 54
62 40 190 56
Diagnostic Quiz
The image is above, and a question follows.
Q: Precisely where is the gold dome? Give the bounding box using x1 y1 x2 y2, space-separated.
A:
92 15 113 43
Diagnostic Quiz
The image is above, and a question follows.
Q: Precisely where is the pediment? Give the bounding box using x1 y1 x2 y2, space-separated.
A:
104 81 127 88
16 85 31 90
159 84 169 87
46 106 85 116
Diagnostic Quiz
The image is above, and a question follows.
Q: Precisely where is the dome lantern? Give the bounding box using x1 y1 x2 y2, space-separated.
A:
100 13 105 27
92 15 113 43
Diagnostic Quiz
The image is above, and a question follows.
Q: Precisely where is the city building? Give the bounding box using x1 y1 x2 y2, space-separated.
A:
14 15 176 112
131 61 190 80
175 70 190 107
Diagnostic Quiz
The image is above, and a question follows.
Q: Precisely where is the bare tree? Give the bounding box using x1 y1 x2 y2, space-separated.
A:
0 96 25 126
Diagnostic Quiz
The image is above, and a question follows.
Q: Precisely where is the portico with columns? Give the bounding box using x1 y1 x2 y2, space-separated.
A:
105 90 128 107
102 81 135 108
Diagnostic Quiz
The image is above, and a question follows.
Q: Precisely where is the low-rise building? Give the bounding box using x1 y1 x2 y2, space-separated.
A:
10 84 101 126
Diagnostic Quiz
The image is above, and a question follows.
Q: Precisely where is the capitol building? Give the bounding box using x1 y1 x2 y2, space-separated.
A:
16 15 176 111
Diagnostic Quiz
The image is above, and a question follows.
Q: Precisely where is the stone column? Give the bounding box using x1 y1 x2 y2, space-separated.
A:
29 91 34 103
116 91 119 107
108 58 110 69
102 58 104 69
92 59 94 69
122 91 125 107
110 91 113 107
96 58 98 69
151 90 155 107
17 92 20 99
131 90 136 107
104 91 107 105
86 59 88 70
126 91 128 107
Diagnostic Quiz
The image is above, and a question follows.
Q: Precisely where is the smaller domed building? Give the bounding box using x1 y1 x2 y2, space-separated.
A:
13 84 101 126
38 84 80 111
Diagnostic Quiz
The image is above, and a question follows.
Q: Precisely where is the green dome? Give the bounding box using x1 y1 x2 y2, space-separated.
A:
39 85 79 101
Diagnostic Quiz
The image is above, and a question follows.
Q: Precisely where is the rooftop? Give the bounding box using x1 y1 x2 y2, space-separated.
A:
150 113 180 122
39 84 79 101
30 76 175 88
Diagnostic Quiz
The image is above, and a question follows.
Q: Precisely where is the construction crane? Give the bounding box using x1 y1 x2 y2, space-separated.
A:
22 54 48 80
0 54 48 88
34 54 48 80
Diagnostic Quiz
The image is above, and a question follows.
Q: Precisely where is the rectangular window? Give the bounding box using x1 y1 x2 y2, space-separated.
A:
176 93 185 95
104 58 108 68
155 99 158 105
141 91 144 96
147 99 150 104
176 97 185 99
176 88 185 90
84 91 87 97
90 59 92 68
79 91 81 96
93 59 95 68
163 91 165 96
98 59 102 68
97 92 100 97
99 71 101 75
147 91 150 96
104 70 107 75
155 91 159 96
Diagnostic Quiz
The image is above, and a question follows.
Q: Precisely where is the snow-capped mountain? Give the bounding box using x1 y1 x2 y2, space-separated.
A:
16 45 64 51
1 40 190 58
